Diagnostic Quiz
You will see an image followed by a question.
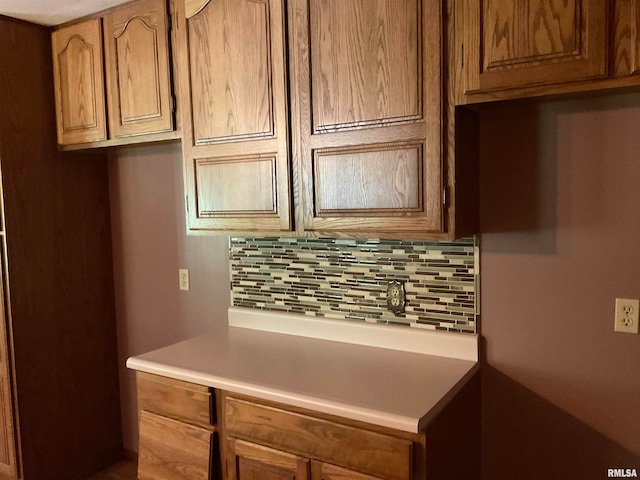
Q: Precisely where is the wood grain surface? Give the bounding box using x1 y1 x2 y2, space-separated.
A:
310 0 421 131
175 0 292 233
313 144 422 215
290 0 444 238
0 260 17 477
457 0 640 103
224 396 412 480
612 0 640 77
104 0 174 138
137 372 214 428
138 411 213 480
189 0 273 144
51 18 108 144
228 439 309 480
483 0 579 68
312 461 384 480
0 15 120 479
195 156 278 217
462 0 607 93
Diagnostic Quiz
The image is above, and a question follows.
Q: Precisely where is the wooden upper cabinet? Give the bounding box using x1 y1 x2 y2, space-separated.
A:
463 0 607 93
612 0 640 77
290 0 443 238
103 0 174 138
176 0 292 233
52 0 175 148
52 19 107 145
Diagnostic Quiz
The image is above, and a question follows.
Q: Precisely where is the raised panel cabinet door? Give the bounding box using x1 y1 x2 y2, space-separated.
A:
175 0 292 233
463 0 607 93
290 0 444 238
104 0 174 138
311 461 384 480
226 438 309 480
52 19 107 145
137 410 213 480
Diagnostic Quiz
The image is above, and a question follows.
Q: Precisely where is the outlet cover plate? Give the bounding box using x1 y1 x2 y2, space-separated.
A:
387 280 406 315
179 269 190 291
615 298 639 334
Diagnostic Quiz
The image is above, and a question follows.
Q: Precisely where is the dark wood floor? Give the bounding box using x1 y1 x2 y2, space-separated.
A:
86 460 137 480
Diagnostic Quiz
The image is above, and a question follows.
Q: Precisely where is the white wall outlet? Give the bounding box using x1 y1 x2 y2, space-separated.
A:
179 269 190 291
614 298 639 334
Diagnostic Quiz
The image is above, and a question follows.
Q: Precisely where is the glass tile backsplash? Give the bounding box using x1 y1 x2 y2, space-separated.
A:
230 237 479 334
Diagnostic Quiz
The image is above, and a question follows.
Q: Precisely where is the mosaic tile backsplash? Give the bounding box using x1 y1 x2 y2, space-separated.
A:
230 237 479 334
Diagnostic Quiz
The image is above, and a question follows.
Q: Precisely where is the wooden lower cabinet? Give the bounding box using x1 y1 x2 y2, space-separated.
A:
222 395 414 480
136 372 220 480
138 411 214 480
136 373 480 480
312 462 384 480
227 439 384 480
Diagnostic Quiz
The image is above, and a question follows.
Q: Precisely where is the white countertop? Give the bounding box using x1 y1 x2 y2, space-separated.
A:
127 311 479 433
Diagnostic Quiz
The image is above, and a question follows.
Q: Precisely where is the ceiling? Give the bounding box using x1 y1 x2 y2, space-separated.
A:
0 0 130 26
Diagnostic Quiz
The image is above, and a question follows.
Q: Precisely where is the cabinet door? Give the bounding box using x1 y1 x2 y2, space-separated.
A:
138 410 213 480
612 0 640 77
52 19 107 145
463 0 607 93
227 438 309 480
175 0 292 234
290 0 444 238
104 0 174 138
311 461 384 480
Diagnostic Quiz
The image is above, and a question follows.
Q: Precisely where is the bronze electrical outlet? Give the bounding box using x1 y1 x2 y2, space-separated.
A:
386 280 406 315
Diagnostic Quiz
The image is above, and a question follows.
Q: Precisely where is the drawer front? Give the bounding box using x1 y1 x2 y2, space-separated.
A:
138 410 213 480
137 372 214 427
225 397 412 480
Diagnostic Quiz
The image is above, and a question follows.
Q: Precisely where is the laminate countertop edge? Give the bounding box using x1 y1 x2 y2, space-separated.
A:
127 326 479 433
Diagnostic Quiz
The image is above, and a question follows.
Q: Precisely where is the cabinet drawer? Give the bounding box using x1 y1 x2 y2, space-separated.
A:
137 372 214 427
138 410 214 480
225 396 412 480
